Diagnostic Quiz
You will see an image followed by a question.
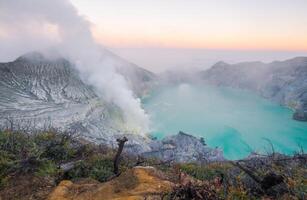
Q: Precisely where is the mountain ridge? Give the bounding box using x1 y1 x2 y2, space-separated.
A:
201 56 307 121
0 51 152 152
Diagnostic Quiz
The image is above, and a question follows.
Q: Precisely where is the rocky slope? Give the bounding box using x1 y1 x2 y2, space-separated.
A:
201 57 307 121
0 52 154 151
0 52 223 162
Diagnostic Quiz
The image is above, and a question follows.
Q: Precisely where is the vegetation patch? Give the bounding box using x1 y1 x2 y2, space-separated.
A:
0 130 306 200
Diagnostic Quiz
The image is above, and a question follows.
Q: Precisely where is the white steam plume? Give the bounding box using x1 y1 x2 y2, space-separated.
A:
0 0 149 134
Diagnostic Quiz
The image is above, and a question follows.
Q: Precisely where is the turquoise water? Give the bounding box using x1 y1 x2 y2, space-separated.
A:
143 84 307 160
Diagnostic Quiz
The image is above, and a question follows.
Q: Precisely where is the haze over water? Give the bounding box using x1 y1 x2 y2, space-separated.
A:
143 84 307 160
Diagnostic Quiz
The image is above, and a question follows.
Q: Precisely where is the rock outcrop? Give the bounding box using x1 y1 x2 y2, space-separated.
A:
201 57 307 121
48 166 173 200
144 131 224 163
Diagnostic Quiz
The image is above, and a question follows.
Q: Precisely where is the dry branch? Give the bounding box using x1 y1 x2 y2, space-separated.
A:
113 136 128 175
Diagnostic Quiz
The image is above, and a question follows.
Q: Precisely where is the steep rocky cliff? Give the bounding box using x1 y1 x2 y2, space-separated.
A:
0 52 154 150
201 57 307 121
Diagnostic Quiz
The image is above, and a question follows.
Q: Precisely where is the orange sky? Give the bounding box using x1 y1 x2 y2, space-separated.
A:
92 27 307 51
71 0 307 51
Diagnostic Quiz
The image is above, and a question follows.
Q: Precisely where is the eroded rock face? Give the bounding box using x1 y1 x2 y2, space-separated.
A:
0 53 115 138
144 131 224 163
0 52 154 152
48 166 173 200
201 57 307 121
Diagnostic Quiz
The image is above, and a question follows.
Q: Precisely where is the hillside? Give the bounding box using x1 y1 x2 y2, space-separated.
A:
0 52 156 152
201 57 307 121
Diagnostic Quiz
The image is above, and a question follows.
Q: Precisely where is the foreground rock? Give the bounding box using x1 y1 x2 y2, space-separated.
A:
48 166 173 200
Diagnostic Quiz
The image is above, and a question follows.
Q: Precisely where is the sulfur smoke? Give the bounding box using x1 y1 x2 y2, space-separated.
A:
0 0 149 134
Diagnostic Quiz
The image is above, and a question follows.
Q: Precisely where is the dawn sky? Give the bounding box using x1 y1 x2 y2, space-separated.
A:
71 0 307 50
1 0 307 72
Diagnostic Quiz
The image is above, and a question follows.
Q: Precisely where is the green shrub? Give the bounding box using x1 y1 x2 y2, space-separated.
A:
89 158 114 182
0 152 13 188
0 131 33 158
180 163 231 181
66 157 114 182
35 160 59 177
66 161 90 180
33 132 77 162
0 131 79 184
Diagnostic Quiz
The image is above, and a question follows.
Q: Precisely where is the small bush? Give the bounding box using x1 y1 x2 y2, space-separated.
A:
33 132 77 162
66 156 114 182
180 163 231 181
0 131 33 159
0 130 79 187
65 161 90 180
0 153 13 188
89 158 114 182
0 130 118 185
35 160 59 177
